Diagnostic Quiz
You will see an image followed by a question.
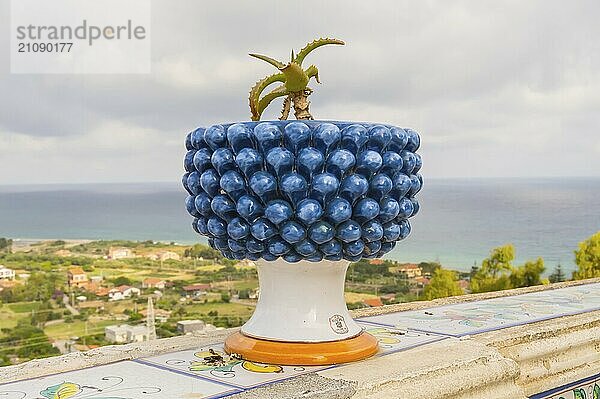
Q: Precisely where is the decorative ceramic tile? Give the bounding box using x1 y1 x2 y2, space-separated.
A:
136 343 330 389
0 360 240 399
530 373 600 399
356 321 448 355
359 283 600 337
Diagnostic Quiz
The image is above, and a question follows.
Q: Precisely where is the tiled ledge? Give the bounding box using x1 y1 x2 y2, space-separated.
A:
1 278 599 399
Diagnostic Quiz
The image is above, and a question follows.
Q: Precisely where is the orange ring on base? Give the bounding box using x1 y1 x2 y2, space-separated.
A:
224 331 379 366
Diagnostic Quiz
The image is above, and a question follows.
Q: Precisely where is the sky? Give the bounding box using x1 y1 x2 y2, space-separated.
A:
0 0 599 184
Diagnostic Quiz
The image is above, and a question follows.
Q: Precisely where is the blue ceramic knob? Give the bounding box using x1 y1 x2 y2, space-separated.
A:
267 237 291 256
264 200 293 225
413 153 422 173
220 170 247 202
184 150 196 172
266 147 294 180
249 171 278 204
250 217 277 241
236 195 263 222
308 221 335 244
227 217 250 240
246 238 265 253
185 195 200 217
280 221 306 244
253 122 282 155
325 253 343 261
185 131 194 151
204 125 227 151
235 148 263 179
193 148 213 175
211 148 236 176
211 195 237 222
228 238 247 253
283 251 302 263
341 124 368 153
364 240 382 256
397 197 415 220
306 251 324 262
339 174 369 204
368 173 393 201
190 127 207 150
280 173 308 207
326 149 355 180
367 125 391 153
410 199 420 217
405 128 420 152
388 127 408 153
310 173 339 206
336 220 361 243
262 252 277 261
380 152 403 177
284 122 311 155
227 123 255 154
213 237 229 251
186 171 202 195
390 173 411 200
182 172 192 195
379 197 400 223
356 150 383 178
382 221 401 242
194 192 213 217
246 252 261 261
324 197 352 225
207 216 227 237
294 239 318 256
295 199 323 226
408 174 422 196
400 150 416 175
344 239 365 257
313 123 341 155
194 217 210 236
361 220 384 242
320 239 342 256
378 241 396 256
398 220 411 239
297 147 325 181
199 169 220 198
353 197 380 224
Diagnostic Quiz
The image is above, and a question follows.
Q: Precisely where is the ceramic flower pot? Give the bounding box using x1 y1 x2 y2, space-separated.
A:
183 120 422 365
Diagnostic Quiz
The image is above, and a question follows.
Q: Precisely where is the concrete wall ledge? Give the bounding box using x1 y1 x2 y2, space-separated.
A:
2 278 599 399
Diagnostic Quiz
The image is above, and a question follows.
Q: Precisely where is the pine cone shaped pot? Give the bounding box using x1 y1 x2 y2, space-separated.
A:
183 120 422 365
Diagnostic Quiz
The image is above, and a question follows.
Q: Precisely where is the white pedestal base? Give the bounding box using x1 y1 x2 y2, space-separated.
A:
241 259 363 342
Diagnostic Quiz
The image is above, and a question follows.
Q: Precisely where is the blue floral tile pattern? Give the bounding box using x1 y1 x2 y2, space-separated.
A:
530 372 600 399
359 283 600 337
0 360 240 399
136 343 331 389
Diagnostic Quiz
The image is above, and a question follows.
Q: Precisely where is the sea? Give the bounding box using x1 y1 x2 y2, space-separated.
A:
0 178 598 275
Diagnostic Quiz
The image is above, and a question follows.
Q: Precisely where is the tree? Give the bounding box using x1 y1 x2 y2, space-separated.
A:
509 258 545 288
549 264 566 283
422 268 463 300
573 232 600 280
112 276 132 286
470 245 515 293
0 237 12 253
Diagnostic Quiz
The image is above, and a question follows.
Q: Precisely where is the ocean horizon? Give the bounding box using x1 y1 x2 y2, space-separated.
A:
1 177 598 275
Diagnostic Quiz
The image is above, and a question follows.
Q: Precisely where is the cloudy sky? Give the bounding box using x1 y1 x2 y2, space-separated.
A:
0 0 599 184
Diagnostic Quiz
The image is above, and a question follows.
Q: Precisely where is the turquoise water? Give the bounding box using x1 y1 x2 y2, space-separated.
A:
0 178 598 274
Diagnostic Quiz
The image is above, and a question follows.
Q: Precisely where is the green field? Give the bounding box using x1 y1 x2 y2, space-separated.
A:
44 319 118 340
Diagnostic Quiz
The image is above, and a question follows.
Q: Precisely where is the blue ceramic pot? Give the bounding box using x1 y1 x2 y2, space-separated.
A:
183 121 422 262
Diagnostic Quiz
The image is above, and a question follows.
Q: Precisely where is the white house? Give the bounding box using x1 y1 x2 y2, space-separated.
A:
108 285 141 301
0 266 15 281
105 324 149 343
